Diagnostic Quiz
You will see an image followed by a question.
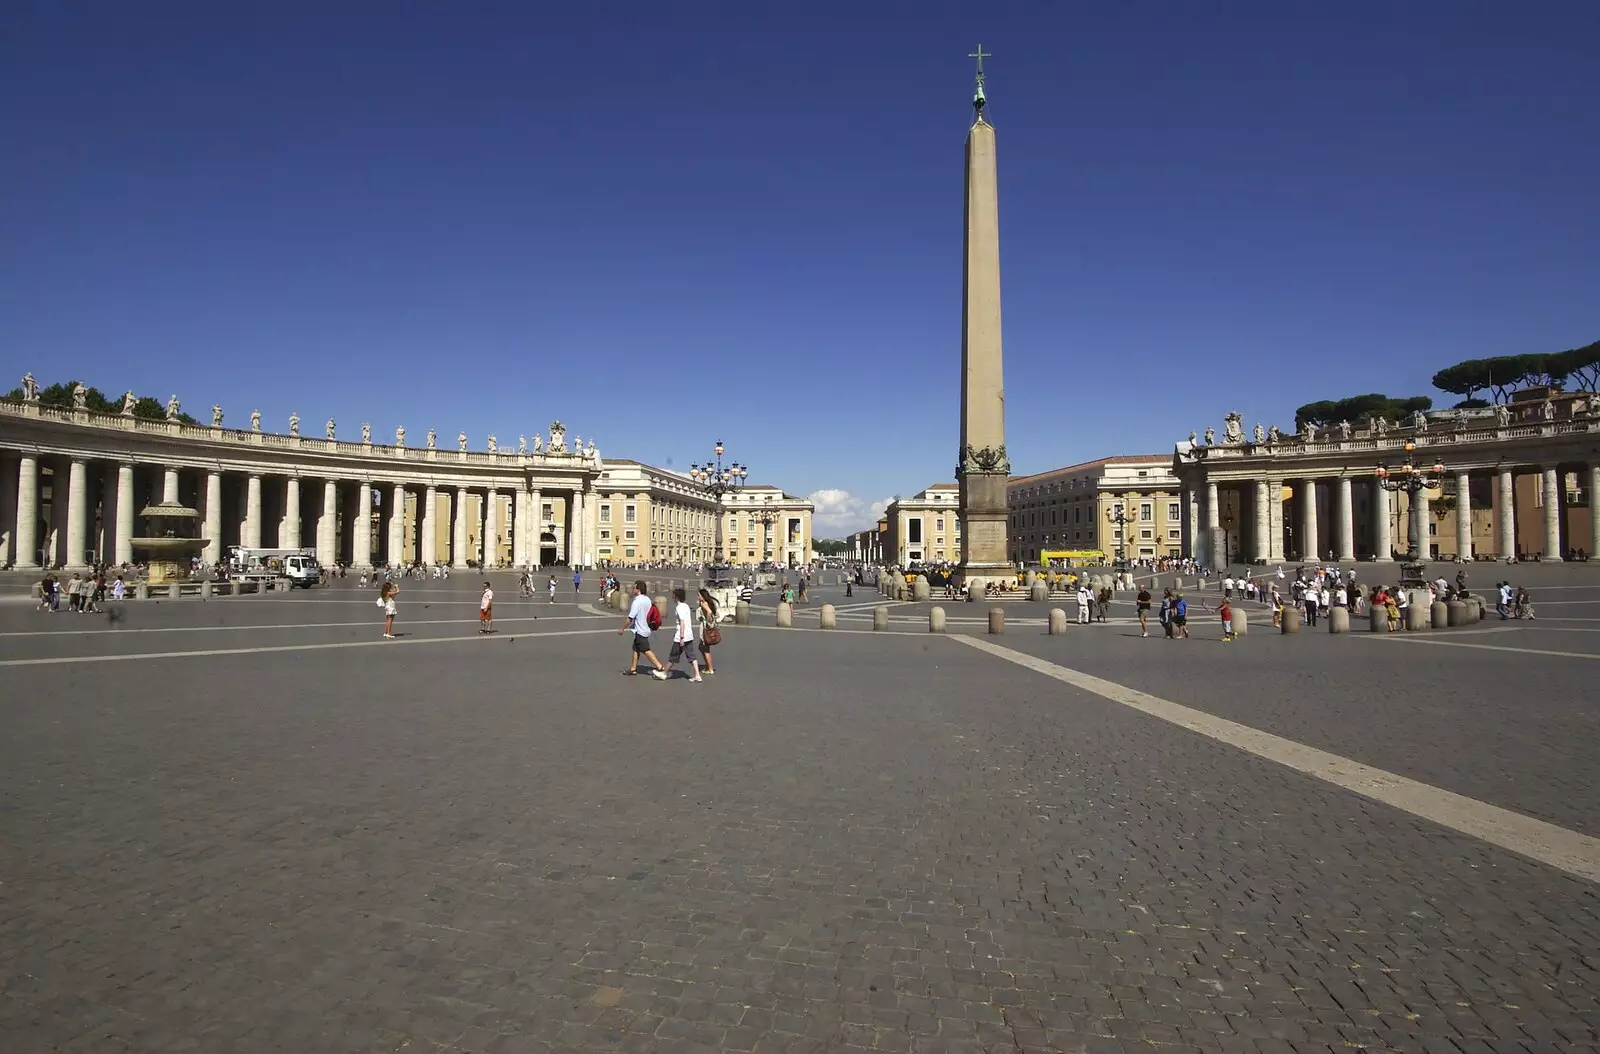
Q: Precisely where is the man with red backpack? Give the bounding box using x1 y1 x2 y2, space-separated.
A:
617 579 667 678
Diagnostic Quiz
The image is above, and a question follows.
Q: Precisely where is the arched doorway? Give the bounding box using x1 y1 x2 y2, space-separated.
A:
540 531 558 567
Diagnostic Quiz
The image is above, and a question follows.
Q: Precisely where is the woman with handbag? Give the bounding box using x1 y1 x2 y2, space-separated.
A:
697 588 721 675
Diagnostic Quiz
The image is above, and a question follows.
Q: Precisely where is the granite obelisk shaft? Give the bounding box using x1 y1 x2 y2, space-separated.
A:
957 114 1010 583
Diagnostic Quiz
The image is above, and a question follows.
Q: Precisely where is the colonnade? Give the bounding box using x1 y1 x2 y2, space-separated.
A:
0 453 597 571
1188 461 1600 566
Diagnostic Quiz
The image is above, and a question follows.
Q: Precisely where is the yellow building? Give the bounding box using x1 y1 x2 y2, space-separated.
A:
881 485 962 565
1007 455 1185 565
722 486 815 566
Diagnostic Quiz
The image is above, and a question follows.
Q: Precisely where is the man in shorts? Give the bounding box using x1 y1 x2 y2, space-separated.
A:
1135 585 1152 637
618 580 666 677
1172 592 1189 639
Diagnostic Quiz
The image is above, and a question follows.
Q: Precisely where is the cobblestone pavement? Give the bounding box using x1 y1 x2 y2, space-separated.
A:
2 589 1597 1053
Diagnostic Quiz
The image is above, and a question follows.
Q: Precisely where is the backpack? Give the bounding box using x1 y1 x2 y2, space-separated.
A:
646 604 662 631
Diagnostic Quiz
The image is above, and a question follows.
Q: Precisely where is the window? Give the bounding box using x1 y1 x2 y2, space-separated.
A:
625 547 635 558
1140 528 1153 540
1140 503 1153 522
599 505 611 523
1112 502 1124 519
936 518 945 532
1168 503 1181 522
541 503 553 521
1168 528 1181 540
908 518 923 544
600 529 611 540
625 504 636 523
625 529 636 540
1137 470 1148 477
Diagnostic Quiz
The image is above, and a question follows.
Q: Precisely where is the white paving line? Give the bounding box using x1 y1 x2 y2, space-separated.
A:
1360 636 1600 660
952 635 1600 884
0 626 617 668
0 613 606 638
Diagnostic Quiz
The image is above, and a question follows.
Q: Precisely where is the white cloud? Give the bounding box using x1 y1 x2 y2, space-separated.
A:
807 489 893 537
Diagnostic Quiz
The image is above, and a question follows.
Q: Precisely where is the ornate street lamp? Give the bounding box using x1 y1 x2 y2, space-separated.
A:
1105 504 1132 569
1376 441 1444 574
689 440 747 569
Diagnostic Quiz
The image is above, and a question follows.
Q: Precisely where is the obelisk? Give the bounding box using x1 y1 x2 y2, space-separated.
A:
957 46 1011 592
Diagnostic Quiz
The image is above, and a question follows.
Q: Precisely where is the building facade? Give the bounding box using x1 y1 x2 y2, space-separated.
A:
0 399 814 571
721 487 815 567
881 485 962 565
1006 455 1185 565
1172 392 1600 567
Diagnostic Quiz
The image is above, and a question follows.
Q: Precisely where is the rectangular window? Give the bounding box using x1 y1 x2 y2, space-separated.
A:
625 547 635 558
625 529 636 540
1168 528 1181 540
1168 503 1181 522
600 529 611 540
936 518 944 532
599 505 611 523
625 504 636 523
541 503 553 521
1140 503 1153 521
1140 528 1153 540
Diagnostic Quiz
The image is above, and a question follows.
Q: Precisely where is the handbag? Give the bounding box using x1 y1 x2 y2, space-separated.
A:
702 624 722 646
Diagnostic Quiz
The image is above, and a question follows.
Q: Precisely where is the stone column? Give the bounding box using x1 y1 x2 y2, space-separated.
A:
1372 478 1392 561
114 463 136 566
533 489 546 564
354 481 372 567
244 474 263 548
1184 487 1199 561
317 480 338 565
1205 480 1224 569
1252 480 1270 563
1334 476 1355 562
1542 465 1562 560
1497 467 1515 559
513 484 530 568
163 466 179 504
1411 488 1430 560
65 458 88 568
1454 471 1473 560
482 489 497 568
388 484 406 567
283 477 302 548
1299 479 1319 561
14 455 39 569
202 471 221 565
451 486 468 568
421 486 437 566
1585 462 1600 562
1268 480 1286 562
569 489 586 569
0 454 14 567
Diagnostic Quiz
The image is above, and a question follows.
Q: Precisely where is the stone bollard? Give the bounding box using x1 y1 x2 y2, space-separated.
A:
1369 605 1388 632
929 606 946 633
1446 600 1468 627
967 580 983 603
1431 601 1449 628
1173 576 1182 590
1198 577 1207 592
1468 595 1485 621
1232 608 1248 636
201 580 213 598
1407 600 1429 631
873 606 889 631
735 600 750 625
776 602 793 628
1029 581 1048 603
988 607 1005 634
1048 608 1068 634
135 583 150 600
1281 607 1300 633
1328 606 1350 634
819 603 836 629
912 578 931 602
1023 570 1036 588
1150 575 1162 591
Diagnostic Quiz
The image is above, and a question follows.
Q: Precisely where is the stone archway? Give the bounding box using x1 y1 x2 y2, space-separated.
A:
539 531 558 567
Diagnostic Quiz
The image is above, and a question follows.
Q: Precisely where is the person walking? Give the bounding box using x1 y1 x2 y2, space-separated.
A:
663 587 703 682
379 581 399 638
1075 582 1091 624
697 588 720 675
1159 589 1174 638
1219 596 1235 642
548 574 557 603
1135 585 1151 637
619 580 667 677
572 569 582 598
479 581 495 634
1172 592 1190 639
1304 584 1320 628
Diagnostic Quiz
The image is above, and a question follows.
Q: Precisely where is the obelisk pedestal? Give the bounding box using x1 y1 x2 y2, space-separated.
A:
956 58 1011 591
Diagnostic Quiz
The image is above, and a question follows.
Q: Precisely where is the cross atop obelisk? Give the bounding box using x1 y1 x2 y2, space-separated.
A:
969 44 991 119
956 47 1011 594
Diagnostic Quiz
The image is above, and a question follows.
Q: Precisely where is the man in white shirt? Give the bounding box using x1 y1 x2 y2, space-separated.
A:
617 580 666 677
1223 575 1235 600
661 586 703 683
1076 585 1092 624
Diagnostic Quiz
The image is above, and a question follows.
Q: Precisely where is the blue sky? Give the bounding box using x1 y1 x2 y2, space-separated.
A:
4 4 1597 535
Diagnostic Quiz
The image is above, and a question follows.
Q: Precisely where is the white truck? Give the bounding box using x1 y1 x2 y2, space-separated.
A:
229 547 323 588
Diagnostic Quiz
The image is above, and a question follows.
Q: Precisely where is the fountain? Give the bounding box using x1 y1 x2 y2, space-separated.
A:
131 501 209 584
